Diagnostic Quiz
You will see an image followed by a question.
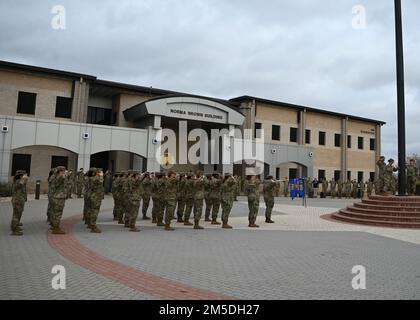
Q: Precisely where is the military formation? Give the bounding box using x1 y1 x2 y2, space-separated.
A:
9 156 419 235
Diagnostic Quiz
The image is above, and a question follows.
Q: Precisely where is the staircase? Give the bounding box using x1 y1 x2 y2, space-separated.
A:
331 195 420 229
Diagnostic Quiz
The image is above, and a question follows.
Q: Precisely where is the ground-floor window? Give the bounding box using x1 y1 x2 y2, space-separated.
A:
334 170 341 182
289 168 297 179
318 169 325 180
51 156 69 169
358 171 364 183
11 153 31 176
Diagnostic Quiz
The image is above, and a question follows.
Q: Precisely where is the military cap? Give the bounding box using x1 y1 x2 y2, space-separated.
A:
388 159 394 162
15 170 27 175
56 166 66 172
266 175 273 180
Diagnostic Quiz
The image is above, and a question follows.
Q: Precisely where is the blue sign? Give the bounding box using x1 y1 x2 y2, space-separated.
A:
289 178 305 200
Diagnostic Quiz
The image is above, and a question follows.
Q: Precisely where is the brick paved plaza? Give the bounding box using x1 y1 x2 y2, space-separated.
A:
1 196 420 300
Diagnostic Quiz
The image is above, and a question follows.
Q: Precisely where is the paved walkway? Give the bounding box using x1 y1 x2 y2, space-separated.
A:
1 195 419 299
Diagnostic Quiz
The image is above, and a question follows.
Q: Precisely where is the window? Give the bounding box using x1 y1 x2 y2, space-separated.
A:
305 129 311 144
318 170 326 180
272 125 280 141
17 91 36 115
290 127 298 143
319 131 326 146
358 171 364 183
370 138 375 151
289 168 297 179
11 154 31 176
358 137 364 150
334 170 341 182
213 164 218 171
347 171 352 181
297 112 301 124
254 122 262 139
55 96 72 118
51 156 68 169
87 106 112 125
276 168 280 180
334 134 341 147
347 135 352 149
369 172 375 182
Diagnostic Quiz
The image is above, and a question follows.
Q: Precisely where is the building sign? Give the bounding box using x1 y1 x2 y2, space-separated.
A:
360 129 375 135
166 102 227 124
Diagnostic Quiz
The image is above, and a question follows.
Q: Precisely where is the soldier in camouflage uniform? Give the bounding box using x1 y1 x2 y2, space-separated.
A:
367 179 374 197
151 173 159 223
352 180 358 199
209 173 222 225
50 166 67 234
175 173 186 223
127 171 142 232
376 156 386 195
140 172 152 220
220 174 236 229
87 168 104 233
154 172 167 227
204 174 212 221
75 168 84 198
183 173 195 226
384 159 398 195
112 172 121 222
337 180 343 199
321 178 328 198
46 168 56 225
10 170 28 236
245 175 261 228
163 171 178 230
121 172 131 227
263 176 277 223
233 175 240 201
344 180 351 199
407 159 418 196
193 172 206 229
330 179 337 199
66 170 74 199
283 178 289 197
82 170 91 225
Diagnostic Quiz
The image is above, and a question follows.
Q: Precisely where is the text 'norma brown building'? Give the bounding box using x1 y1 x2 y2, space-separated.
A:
0 60 385 192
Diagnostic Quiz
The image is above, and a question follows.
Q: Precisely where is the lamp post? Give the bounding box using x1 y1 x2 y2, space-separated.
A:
394 0 406 196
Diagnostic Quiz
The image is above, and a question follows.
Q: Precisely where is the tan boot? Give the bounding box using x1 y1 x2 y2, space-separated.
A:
11 230 23 236
164 224 175 231
211 219 221 225
248 223 260 228
194 221 204 230
222 223 232 229
129 225 140 232
90 226 102 233
52 227 66 234
265 219 275 223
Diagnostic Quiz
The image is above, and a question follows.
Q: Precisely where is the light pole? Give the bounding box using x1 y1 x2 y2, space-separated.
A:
394 0 406 195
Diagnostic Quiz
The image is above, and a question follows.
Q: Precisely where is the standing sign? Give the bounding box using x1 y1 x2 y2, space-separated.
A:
289 178 307 207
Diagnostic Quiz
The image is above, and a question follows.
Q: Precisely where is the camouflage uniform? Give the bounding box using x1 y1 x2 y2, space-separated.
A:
46 169 56 224
263 177 277 223
151 175 159 223
183 176 195 225
88 173 104 232
193 176 206 228
164 175 178 228
221 175 236 228
75 169 84 198
330 179 337 199
175 175 186 222
141 174 153 219
127 173 142 231
384 161 397 195
407 163 418 196
111 173 120 221
283 179 289 197
10 171 27 235
66 171 74 199
209 176 222 223
121 174 131 227
352 180 358 199
367 180 373 197
154 174 167 226
204 176 212 221
321 179 328 198
50 168 67 233
376 158 386 194
337 180 343 199
82 173 90 224
245 177 261 227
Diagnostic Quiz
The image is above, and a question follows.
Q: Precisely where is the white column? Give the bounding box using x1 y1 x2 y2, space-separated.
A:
146 118 162 173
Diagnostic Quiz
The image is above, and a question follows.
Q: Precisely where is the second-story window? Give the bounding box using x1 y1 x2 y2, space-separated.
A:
290 127 298 143
358 137 364 150
319 131 326 146
305 129 311 144
55 97 73 118
254 122 262 139
17 91 37 115
87 106 112 125
272 125 280 141
347 135 352 148
334 133 341 147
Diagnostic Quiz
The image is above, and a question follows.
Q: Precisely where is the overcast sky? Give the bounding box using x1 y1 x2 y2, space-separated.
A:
0 0 419 160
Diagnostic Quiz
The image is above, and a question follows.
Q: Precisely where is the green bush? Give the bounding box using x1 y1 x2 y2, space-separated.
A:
0 182 12 197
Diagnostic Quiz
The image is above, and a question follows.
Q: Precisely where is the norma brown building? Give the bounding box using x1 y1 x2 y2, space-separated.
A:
0 60 385 192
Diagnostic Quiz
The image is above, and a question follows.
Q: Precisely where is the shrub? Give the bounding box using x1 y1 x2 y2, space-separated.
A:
0 182 12 197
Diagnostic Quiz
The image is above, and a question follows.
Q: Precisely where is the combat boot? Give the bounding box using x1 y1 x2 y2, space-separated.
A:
52 227 66 234
164 224 175 231
177 217 184 223
248 223 260 228
265 219 275 223
184 220 193 226
90 226 102 233
156 219 165 227
11 228 23 236
129 225 140 232
193 221 204 230
211 219 221 225
222 223 232 229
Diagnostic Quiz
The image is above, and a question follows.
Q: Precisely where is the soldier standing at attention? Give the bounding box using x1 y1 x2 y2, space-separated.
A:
46 168 56 225
163 171 178 231
141 172 152 220
175 173 186 223
88 168 104 233
10 170 28 236
384 159 398 195
193 172 205 229
233 174 240 201
121 172 131 228
66 170 74 199
112 172 121 222
220 174 236 229
283 177 289 198
321 178 328 198
127 171 142 232
210 173 222 225
263 175 276 223
104 170 112 194
50 166 67 234
330 179 337 199
82 169 92 225
183 173 195 226
204 174 212 222
367 179 373 197
376 156 386 195
155 172 167 227
151 173 159 224
75 168 84 198
337 179 343 199
407 159 418 196
245 175 261 228
352 180 358 199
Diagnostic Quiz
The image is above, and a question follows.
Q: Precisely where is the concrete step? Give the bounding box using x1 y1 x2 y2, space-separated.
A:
349 205 420 216
362 199 420 207
369 195 420 203
340 209 420 223
354 202 420 212
331 212 420 229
